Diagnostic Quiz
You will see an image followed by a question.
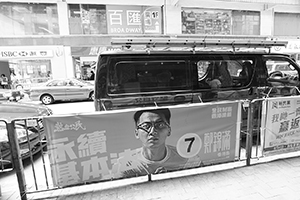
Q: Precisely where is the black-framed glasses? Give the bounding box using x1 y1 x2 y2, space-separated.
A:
137 121 169 133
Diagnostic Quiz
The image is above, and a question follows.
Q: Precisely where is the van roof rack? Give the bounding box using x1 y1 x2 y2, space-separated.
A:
111 37 287 52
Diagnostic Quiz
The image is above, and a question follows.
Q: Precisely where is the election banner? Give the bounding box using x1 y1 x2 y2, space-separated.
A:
261 96 300 155
43 101 240 187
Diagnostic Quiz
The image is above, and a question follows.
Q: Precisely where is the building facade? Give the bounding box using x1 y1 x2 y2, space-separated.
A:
0 0 299 83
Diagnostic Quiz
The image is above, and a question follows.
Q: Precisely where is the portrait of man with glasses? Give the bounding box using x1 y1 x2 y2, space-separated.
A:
112 108 199 178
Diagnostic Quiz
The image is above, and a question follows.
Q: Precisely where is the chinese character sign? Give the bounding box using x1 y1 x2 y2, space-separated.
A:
262 96 300 154
43 101 240 187
106 5 162 34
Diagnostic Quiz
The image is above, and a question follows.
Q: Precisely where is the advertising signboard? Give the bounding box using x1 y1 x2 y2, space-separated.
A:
261 96 300 155
182 8 231 35
106 5 162 34
271 40 300 65
43 102 240 187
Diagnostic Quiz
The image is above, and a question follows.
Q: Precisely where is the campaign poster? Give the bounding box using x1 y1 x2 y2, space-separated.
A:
43 101 240 187
106 5 162 34
261 96 300 155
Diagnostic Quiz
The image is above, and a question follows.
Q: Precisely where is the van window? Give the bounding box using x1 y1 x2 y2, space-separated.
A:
108 60 190 94
195 59 254 88
265 57 299 80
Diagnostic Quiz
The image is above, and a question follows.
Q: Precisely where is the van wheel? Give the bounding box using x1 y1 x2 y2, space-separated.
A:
89 91 95 101
41 94 54 105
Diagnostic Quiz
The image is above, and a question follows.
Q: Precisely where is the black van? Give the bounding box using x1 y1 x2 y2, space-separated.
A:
94 38 300 111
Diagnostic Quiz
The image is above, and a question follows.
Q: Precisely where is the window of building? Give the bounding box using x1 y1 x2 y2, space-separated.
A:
232 11 260 35
0 2 59 36
274 13 300 36
68 4 107 34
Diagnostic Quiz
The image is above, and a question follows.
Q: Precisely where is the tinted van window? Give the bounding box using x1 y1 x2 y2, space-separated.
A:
108 60 189 94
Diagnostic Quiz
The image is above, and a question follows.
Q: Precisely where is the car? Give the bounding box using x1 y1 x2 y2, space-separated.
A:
28 78 95 105
0 101 53 120
0 99 53 169
0 88 25 102
267 62 298 81
0 122 47 169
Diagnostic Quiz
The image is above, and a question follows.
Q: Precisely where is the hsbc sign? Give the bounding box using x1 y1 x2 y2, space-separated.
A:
0 50 53 58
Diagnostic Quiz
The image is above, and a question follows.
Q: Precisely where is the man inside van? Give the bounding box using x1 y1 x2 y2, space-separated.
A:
112 108 201 178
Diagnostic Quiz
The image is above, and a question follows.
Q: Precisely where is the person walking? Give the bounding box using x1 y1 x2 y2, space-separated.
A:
0 74 9 89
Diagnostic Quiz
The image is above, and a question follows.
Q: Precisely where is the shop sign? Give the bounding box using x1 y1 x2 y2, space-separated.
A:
0 49 53 59
71 46 123 57
106 5 162 34
272 40 300 52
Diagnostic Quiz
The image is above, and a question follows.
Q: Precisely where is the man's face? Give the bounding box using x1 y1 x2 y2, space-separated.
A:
135 111 170 149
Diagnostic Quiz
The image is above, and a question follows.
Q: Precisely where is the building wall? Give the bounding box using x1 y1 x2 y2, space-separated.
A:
0 0 299 80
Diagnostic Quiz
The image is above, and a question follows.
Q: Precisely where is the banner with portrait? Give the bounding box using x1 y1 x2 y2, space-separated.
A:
43 101 241 187
261 96 300 155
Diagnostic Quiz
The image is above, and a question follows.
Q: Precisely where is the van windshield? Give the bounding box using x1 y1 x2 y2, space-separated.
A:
108 60 189 94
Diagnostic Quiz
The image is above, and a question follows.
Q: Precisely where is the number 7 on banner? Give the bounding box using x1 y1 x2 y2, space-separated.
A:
176 133 202 158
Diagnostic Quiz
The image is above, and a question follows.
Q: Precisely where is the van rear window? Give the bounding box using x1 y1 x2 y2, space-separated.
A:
108 60 189 94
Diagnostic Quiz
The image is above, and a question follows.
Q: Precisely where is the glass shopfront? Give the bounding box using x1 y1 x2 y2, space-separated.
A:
69 4 107 34
182 9 232 35
232 11 260 35
0 47 66 89
181 8 260 35
0 2 59 36
68 4 163 35
8 59 52 89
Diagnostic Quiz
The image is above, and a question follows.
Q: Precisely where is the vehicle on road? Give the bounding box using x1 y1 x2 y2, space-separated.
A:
0 88 25 102
0 122 47 169
0 100 52 169
29 78 95 105
267 61 298 80
0 101 52 121
94 38 300 111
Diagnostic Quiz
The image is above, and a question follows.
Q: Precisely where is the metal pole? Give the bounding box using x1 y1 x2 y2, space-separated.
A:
148 174 152 181
6 121 27 200
246 101 254 166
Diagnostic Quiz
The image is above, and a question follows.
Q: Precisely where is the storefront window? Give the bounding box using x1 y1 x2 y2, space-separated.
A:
69 4 107 34
9 60 52 89
232 11 260 35
182 9 232 35
0 2 59 36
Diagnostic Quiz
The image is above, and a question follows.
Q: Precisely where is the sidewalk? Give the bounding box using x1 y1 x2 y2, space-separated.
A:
26 153 300 200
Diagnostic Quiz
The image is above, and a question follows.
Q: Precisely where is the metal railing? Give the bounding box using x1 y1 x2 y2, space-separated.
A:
4 97 300 200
